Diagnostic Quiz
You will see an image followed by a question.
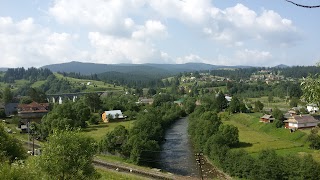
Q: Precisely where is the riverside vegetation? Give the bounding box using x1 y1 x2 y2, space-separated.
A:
1 65 320 179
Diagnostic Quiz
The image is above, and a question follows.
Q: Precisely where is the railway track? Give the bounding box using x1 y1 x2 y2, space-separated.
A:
22 140 176 179
93 159 174 180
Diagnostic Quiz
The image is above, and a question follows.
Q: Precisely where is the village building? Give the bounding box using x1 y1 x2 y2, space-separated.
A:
17 101 50 123
260 114 275 123
174 99 184 106
102 110 125 123
307 104 319 114
284 115 319 129
136 97 154 105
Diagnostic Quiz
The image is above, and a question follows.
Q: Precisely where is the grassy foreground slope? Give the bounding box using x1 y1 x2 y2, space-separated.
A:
222 113 320 162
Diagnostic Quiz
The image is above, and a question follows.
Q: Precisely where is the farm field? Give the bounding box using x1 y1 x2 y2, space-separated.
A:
246 96 290 110
222 113 320 162
81 120 135 141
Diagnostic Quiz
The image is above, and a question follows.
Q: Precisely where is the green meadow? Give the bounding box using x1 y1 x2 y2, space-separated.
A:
221 113 320 162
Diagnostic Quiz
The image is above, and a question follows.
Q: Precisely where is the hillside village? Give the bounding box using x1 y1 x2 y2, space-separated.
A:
1 65 320 180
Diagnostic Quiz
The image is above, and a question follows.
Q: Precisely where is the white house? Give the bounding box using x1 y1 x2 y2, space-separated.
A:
102 110 125 123
225 95 232 102
284 115 319 129
307 104 319 113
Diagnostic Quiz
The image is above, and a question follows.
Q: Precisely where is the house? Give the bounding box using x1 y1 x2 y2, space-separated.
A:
174 99 184 106
102 110 125 123
225 95 232 102
18 102 49 122
260 114 275 123
284 115 320 129
307 104 319 114
136 97 154 105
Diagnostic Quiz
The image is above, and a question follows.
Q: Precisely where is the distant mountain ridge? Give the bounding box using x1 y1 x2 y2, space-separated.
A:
274 64 289 68
0 68 8 71
41 61 250 75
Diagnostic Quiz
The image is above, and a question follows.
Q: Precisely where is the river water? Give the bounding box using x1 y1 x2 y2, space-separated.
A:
156 117 200 176
142 117 228 179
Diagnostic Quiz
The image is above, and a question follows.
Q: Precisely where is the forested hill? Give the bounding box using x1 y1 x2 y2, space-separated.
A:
41 61 249 75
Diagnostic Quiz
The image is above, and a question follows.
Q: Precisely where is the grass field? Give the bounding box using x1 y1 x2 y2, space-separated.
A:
54 73 124 92
246 96 290 110
221 113 320 162
97 167 146 180
81 120 135 141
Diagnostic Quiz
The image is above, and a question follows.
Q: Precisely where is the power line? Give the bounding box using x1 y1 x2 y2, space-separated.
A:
285 0 320 8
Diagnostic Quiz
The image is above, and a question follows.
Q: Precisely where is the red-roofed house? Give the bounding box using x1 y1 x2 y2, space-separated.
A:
18 101 49 122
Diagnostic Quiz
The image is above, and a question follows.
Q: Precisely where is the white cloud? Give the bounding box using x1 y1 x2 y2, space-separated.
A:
0 17 85 67
88 32 163 64
176 54 204 64
234 49 272 66
132 20 167 40
49 0 135 34
49 0 300 48
148 0 212 24
204 4 299 46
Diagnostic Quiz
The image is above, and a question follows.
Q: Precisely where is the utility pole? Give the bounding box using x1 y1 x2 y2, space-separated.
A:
27 121 30 152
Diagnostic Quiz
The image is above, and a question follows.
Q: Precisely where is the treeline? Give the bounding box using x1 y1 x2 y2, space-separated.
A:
226 81 302 98
57 71 99 81
1 67 52 83
40 75 85 94
99 95 184 164
98 71 165 88
210 67 261 80
208 66 320 80
280 66 320 78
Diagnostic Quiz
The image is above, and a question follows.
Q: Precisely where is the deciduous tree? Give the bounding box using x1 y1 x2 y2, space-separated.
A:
38 130 99 180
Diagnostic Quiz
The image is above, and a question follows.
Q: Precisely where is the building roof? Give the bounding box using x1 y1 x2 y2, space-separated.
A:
260 114 273 119
137 97 154 104
284 115 319 124
18 102 49 113
105 110 124 119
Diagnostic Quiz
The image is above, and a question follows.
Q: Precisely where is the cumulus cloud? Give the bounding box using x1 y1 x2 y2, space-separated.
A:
148 0 212 24
0 17 85 67
88 32 163 64
234 49 273 66
132 20 168 40
176 54 205 64
203 4 299 46
49 0 132 33
0 0 304 67
203 49 273 67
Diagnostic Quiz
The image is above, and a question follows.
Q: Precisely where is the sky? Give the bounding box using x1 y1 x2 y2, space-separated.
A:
0 0 320 68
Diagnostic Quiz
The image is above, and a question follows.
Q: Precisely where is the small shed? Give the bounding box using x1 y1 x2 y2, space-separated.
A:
260 114 275 123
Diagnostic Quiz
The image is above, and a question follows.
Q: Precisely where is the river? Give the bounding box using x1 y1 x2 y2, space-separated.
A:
141 117 228 179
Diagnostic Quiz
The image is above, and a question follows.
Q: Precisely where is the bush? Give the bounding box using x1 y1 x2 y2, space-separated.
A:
0 110 6 118
89 115 100 125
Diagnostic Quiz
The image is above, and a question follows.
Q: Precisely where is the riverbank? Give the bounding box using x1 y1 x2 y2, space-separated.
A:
203 155 232 180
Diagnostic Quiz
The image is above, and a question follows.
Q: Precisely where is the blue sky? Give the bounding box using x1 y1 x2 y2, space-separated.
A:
0 0 319 67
